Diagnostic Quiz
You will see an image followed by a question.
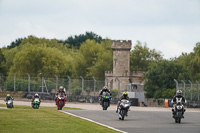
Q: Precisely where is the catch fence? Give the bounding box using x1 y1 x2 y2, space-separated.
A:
0 75 106 102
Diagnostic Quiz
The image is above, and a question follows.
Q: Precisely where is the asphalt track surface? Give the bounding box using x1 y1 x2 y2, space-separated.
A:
1 100 200 133
64 110 200 133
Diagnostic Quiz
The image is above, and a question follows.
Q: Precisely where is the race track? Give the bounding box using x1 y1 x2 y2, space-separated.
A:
1 99 200 133
64 110 200 133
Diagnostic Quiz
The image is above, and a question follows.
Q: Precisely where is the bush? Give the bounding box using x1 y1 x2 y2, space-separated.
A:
72 87 82 96
110 89 118 98
5 78 28 91
85 87 92 95
161 89 176 99
154 88 176 99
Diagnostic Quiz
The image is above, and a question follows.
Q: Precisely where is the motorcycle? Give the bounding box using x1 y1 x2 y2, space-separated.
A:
100 91 111 110
117 99 130 120
5 99 14 109
32 98 40 109
56 94 65 110
173 102 184 123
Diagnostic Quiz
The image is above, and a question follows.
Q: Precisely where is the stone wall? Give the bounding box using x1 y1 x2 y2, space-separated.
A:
105 40 145 92
0 91 23 98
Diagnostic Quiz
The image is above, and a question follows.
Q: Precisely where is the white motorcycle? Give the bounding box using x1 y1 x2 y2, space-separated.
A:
173 102 184 123
5 99 14 109
117 99 130 120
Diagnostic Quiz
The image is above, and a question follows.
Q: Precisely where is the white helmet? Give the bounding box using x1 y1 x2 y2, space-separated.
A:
103 86 108 90
34 93 39 97
176 90 182 96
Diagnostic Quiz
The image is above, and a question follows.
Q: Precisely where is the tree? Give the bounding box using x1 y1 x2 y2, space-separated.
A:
76 39 112 79
175 42 200 80
60 32 103 48
87 39 113 79
144 60 191 98
1 46 20 74
9 43 74 77
130 41 163 72
0 49 6 74
7 38 23 49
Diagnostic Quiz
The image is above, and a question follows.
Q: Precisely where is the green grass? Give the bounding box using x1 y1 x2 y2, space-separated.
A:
0 104 119 133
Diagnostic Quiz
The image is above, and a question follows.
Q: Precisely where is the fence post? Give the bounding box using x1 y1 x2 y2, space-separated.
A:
14 74 16 91
174 79 179 92
40 73 44 93
0 74 1 90
196 81 199 101
188 80 193 101
27 73 30 92
55 75 58 92
115 78 120 98
92 77 96 101
80 76 84 92
181 80 186 97
67 75 71 101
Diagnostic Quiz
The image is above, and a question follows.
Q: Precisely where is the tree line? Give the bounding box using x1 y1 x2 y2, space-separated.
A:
0 32 199 99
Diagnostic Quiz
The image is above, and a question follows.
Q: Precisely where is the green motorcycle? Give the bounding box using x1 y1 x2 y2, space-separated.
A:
32 98 40 109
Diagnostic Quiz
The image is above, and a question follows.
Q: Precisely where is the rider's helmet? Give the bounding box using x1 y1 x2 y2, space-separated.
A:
123 92 128 97
103 86 108 91
59 86 64 92
176 90 182 97
34 93 39 98
7 94 10 97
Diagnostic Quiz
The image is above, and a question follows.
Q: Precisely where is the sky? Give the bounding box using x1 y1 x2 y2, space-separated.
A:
0 0 200 59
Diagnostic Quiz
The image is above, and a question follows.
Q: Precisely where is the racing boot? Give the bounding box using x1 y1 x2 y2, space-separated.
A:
126 112 128 117
182 110 185 118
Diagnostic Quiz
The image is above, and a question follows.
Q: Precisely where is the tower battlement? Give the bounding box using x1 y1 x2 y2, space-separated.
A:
105 71 113 76
112 40 132 50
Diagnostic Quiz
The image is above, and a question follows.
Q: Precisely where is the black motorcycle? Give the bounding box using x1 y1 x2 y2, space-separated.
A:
173 102 184 123
100 91 111 110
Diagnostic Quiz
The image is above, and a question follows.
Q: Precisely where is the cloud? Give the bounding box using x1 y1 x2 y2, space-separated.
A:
0 0 200 60
157 41 193 59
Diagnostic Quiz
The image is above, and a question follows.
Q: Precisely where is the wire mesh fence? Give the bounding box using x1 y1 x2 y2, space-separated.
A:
177 81 200 101
0 75 106 93
0 75 108 102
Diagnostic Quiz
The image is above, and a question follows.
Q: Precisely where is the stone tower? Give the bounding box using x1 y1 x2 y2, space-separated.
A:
105 40 145 93
112 40 131 77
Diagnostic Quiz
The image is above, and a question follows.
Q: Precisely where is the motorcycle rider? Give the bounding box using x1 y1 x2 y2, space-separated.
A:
116 92 129 113
171 90 186 118
31 93 41 107
55 86 66 105
99 86 112 105
5 94 14 107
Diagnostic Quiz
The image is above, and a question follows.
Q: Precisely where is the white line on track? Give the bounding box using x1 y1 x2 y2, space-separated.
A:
0 107 7 109
59 110 127 133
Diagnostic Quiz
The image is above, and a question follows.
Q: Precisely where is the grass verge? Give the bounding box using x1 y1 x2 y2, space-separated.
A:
0 104 119 133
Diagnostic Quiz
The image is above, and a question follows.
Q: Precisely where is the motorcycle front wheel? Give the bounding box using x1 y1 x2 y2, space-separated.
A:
121 109 127 120
59 102 63 110
103 102 108 110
